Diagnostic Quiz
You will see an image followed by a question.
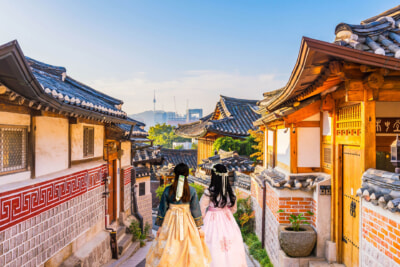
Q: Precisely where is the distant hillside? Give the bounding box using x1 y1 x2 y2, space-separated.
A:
130 110 156 130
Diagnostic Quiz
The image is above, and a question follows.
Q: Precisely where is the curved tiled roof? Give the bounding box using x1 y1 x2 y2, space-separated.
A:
160 148 198 170
27 57 128 118
176 95 260 138
334 5 400 58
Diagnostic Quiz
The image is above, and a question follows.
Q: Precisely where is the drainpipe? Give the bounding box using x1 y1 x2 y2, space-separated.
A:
261 178 267 248
103 143 118 259
131 167 144 233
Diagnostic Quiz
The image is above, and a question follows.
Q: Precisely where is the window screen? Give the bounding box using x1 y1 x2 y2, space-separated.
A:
83 127 94 157
139 182 145 196
0 126 27 174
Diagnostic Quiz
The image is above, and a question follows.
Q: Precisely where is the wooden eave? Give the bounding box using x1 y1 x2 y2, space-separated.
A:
267 37 400 112
0 41 136 126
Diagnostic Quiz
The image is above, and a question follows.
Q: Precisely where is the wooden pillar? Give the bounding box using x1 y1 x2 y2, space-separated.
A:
290 125 298 173
264 128 268 168
273 130 277 168
361 91 376 171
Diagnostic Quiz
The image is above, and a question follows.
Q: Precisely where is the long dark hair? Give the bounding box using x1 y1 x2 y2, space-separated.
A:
168 163 191 202
209 164 236 208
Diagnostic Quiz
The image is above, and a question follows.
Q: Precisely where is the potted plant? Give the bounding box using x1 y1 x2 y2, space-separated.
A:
277 209 316 257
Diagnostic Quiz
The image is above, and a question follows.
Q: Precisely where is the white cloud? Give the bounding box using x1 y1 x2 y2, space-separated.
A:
88 70 287 115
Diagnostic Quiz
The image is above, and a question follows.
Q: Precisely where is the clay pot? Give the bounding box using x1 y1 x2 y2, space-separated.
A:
278 224 317 257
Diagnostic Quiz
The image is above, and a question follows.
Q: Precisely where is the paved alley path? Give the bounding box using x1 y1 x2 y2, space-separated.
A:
119 239 256 267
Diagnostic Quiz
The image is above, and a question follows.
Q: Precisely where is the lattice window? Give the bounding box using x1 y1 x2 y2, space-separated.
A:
139 182 145 196
336 104 361 136
0 126 27 174
83 127 94 157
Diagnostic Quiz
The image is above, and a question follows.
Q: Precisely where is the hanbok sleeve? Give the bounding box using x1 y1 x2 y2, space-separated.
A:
230 199 237 214
199 189 211 218
155 187 169 226
190 189 204 227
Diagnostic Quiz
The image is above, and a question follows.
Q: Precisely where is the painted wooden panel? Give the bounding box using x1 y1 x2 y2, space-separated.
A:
342 146 362 267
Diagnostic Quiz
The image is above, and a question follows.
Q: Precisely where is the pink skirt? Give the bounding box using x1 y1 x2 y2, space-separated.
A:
203 206 247 267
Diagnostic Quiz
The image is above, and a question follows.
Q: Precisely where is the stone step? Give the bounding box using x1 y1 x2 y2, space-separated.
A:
117 226 127 241
309 261 345 267
118 233 133 255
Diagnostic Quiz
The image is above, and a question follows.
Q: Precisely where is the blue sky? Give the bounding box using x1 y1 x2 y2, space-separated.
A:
1 1 399 115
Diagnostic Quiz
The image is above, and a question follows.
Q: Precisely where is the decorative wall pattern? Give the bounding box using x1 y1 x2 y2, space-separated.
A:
0 164 106 232
123 166 132 185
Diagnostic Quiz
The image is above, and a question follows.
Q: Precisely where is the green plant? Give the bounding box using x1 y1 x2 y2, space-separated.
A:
277 209 314 231
129 221 151 246
156 183 204 201
243 232 273 267
190 183 205 200
174 145 184 150
156 183 170 201
233 196 255 235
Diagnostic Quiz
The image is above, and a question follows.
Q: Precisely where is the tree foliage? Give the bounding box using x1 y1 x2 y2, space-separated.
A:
148 123 189 148
212 136 257 158
248 129 264 162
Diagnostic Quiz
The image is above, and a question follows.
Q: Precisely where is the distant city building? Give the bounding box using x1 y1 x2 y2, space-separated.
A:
131 108 204 129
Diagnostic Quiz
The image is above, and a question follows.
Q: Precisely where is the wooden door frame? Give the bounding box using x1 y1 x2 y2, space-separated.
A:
334 143 344 263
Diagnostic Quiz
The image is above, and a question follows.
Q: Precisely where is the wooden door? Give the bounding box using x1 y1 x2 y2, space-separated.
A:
342 146 362 267
108 160 117 222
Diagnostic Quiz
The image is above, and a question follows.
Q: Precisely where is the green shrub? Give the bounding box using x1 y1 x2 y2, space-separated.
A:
156 183 170 201
190 183 205 200
234 196 255 235
156 183 204 201
129 221 151 246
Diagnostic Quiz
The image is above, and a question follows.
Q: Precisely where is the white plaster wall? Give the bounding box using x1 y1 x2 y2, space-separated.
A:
298 127 320 167
268 130 274 146
71 123 104 161
376 102 400 117
35 117 68 177
322 111 332 136
121 141 131 168
277 129 290 167
0 112 30 126
303 113 320 121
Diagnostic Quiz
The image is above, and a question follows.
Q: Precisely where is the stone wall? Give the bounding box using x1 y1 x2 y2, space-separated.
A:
361 202 400 266
0 164 110 267
136 176 152 227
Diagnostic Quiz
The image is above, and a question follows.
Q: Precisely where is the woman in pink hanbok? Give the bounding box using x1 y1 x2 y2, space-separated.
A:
200 164 247 267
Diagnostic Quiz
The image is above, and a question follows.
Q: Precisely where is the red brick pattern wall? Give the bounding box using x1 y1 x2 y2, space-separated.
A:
0 165 107 232
123 166 132 212
0 164 108 266
362 206 400 265
276 196 314 226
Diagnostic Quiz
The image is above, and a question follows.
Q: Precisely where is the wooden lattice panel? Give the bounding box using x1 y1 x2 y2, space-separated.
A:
336 104 361 136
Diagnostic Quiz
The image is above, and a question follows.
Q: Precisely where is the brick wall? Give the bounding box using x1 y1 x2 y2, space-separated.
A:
250 180 318 266
0 164 110 267
361 202 400 267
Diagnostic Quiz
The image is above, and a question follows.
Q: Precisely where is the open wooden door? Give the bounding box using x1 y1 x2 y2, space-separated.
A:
342 146 362 267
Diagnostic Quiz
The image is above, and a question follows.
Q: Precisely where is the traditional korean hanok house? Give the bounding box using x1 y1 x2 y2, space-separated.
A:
252 6 400 267
175 95 260 164
155 148 198 185
193 149 254 198
0 40 137 266
129 126 163 227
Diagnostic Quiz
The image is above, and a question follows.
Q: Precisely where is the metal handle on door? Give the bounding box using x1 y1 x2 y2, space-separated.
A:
350 200 356 217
